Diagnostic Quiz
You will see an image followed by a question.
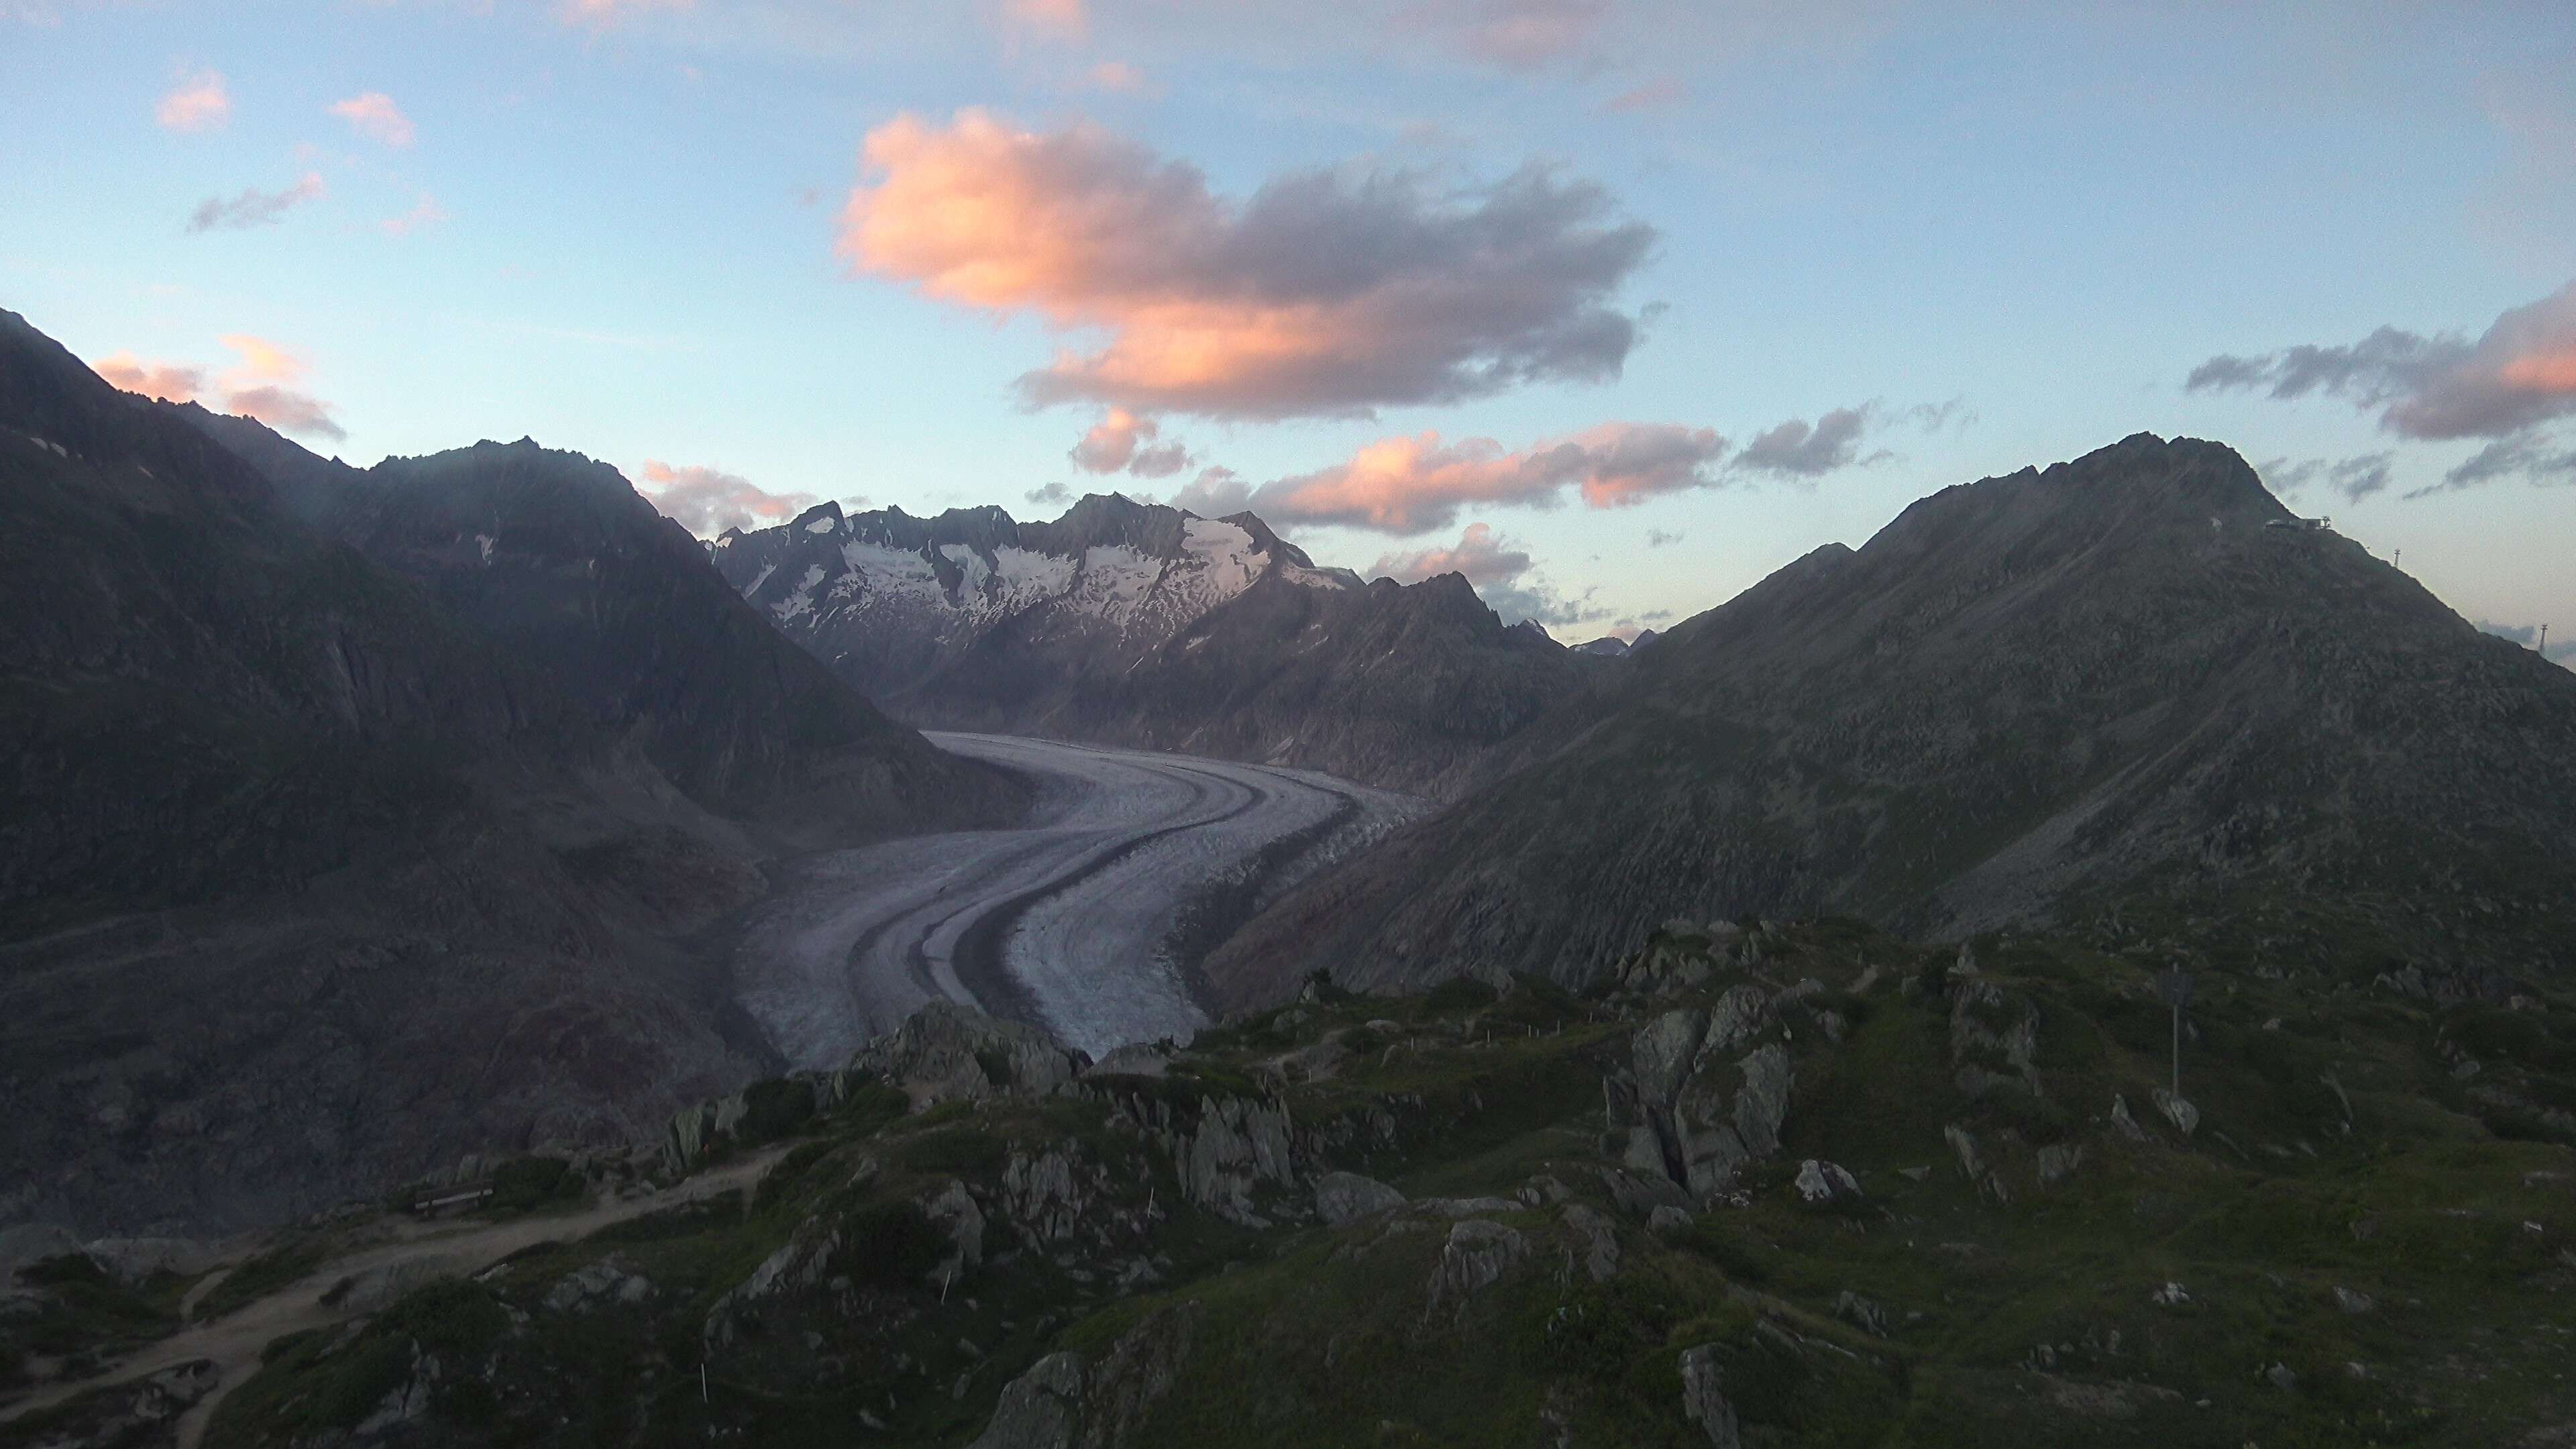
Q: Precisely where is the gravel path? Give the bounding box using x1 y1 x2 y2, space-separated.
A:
0 1149 790 1448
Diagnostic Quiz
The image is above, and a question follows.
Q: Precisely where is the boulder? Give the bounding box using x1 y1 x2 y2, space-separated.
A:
969 1351 1086 1449
1313 1171 1405 1227
849 1000 1088 1112
1794 1160 1860 1205
1560 1205 1620 1283
1429 1220 1526 1309
1633 1009 1709 1106
1678 1344 1741 1448
2152 1089 2200 1137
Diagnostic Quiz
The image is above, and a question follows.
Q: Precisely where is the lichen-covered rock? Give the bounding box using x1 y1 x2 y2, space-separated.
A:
1313 1171 1405 1226
1702 985 1770 1057
1560 1204 1619 1282
1175 1095 1298 1225
1429 1220 1526 1309
2037 1143 2085 1187
966 1306 1199 1449
2153 1088 2199 1137
1794 1159 1860 1204
1678 1344 1741 1448
1633 1008 1710 1106
1949 979 2040 1098
1834 1290 1890 1338
851 1000 1088 1111
924 1179 987 1281
971 1350 1087 1449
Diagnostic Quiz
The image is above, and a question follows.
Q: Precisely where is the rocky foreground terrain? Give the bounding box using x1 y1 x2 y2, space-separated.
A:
6 914 2573 1446
0 311 1023 1239
1212 433 2576 1010
709 494 1600 798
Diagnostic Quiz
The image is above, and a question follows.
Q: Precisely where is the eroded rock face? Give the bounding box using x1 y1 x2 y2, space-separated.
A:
851 1000 1089 1112
1607 982 1805 1203
1560 1204 1621 1283
967 1305 1200 1449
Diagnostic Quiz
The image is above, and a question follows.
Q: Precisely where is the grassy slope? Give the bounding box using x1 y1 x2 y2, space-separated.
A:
9 919 2574 1448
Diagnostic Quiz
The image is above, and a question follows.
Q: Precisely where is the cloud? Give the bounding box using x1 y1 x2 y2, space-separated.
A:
637 460 818 536
559 0 692 28
1087 60 1148 93
156 70 229 132
2186 280 2576 441
329 92 417 148
380 195 448 237
91 353 207 404
1243 421 1727 533
839 109 1654 420
2475 619 2576 667
2411 432 2576 496
1005 0 1085 35
1070 407 1178 474
1170 465 1253 516
227 385 345 441
1413 0 1609 70
1368 520 1532 588
2262 451 2396 503
186 172 325 232
1605 76 1685 113
1733 404 1886 477
1026 481 1075 508
91 334 343 439
1366 519 1605 628
1644 527 1682 547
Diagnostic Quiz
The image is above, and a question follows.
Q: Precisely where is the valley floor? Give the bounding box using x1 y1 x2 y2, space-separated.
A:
729 733 1424 1065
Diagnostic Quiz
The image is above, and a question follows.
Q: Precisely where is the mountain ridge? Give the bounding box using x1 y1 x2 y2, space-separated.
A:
708 491 1597 796
1205 433 2576 1008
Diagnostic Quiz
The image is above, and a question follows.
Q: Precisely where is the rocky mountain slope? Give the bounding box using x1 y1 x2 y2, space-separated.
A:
12 915 2574 1446
1209 434 2576 1009
708 494 1599 798
0 309 1021 1238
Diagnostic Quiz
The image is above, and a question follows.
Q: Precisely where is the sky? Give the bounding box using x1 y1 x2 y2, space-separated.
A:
5 0 2573 659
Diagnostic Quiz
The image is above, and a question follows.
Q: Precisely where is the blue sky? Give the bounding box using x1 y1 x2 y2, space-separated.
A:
5 0 2572 654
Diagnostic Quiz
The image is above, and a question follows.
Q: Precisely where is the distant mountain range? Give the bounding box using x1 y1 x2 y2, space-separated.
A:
709 494 1606 797
1572 629 1658 657
0 309 1020 1234
1210 433 2576 1009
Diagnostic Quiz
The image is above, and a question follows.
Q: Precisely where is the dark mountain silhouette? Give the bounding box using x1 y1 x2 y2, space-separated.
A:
0 309 1020 1234
1208 434 2576 1008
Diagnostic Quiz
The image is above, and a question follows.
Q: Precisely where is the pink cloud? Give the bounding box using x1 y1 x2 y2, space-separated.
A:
637 460 818 536
838 109 1652 420
91 352 207 404
227 384 343 440
156 70 229 132
2188 278 2576 443
380 195 448 237
90 335 343 440
1005 0 1085 35
558 0 692 28
1087 60 1148 93
1068 407 1191 476
1414 0 1609 70
1606 75 1686 113
1246 421 1728 533
329 92 416 148
1368 521 1531 587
